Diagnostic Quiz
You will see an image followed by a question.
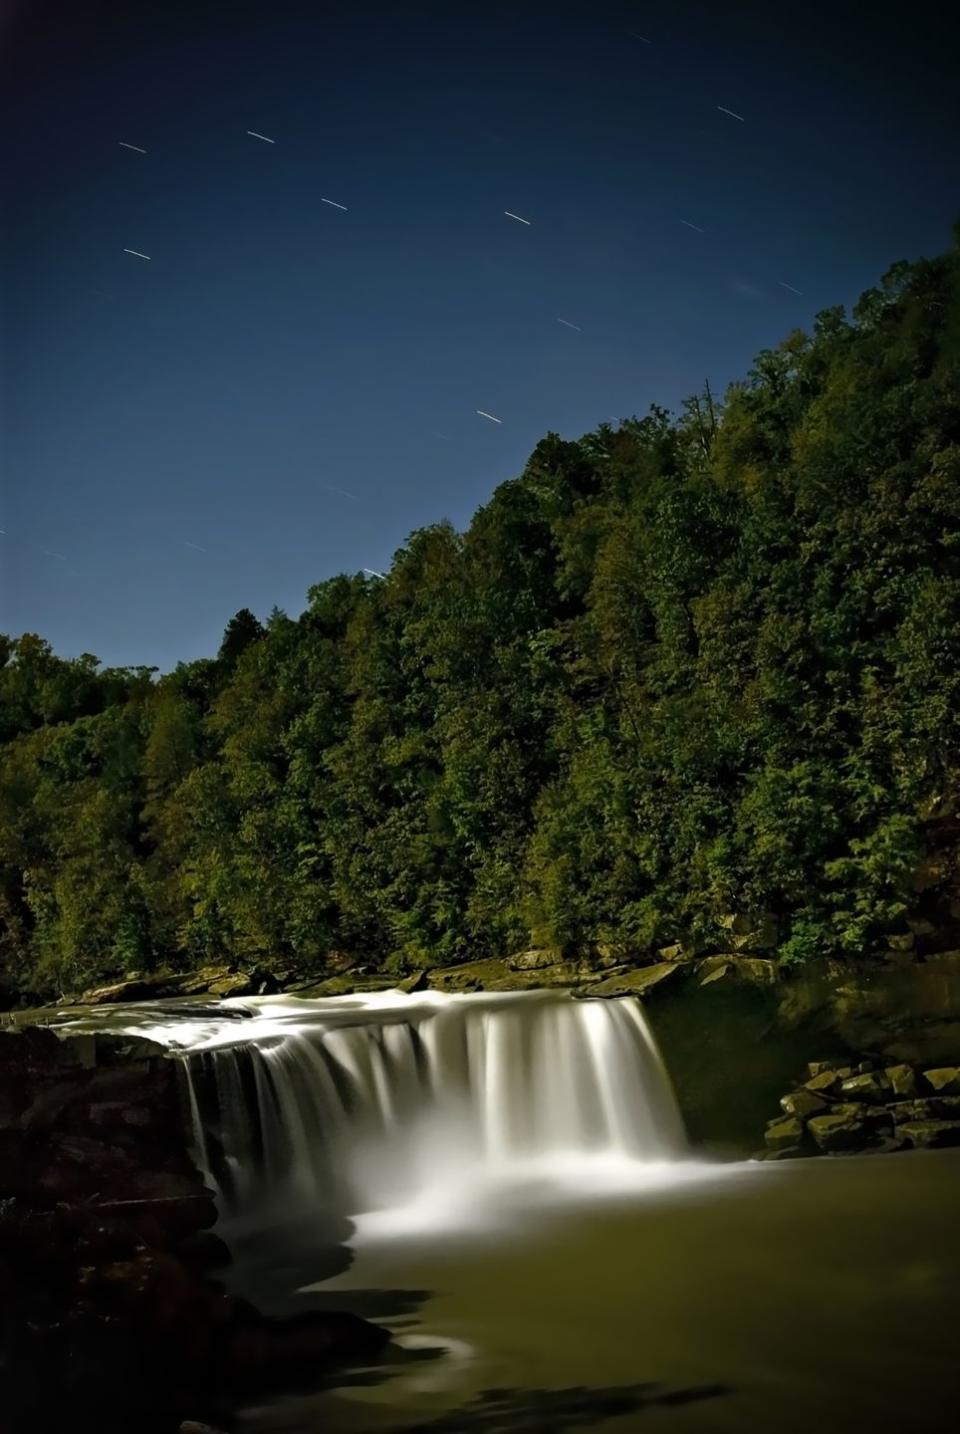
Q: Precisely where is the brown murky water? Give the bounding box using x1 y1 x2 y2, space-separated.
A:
232 1148 960 1434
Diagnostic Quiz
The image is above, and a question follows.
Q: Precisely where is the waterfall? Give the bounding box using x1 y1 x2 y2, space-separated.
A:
155 990 687 1228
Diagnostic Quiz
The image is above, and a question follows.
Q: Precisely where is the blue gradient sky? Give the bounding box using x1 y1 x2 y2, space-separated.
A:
2 0 958 670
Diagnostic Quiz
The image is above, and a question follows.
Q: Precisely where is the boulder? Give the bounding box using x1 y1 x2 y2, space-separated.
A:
898 1120 960 1149
695 956 777 988
755 1145 808 1161
506 948 564 971
922 1067 960 1095
176 1231 232 1270
396 969 429 993
805 1068 853 1097
839 1071 890 1104
87 1101 153 1128
885 1063 917 1097
807 1059 848 1078
890 1099 940 1124
780 1088 828 1120
764 1116 805 1151
430 957 585 993
807 1104 872 1152
207 973 257 998
581 963 683 999
717 912 778 953
863 1135 909 1155
656 943 687 963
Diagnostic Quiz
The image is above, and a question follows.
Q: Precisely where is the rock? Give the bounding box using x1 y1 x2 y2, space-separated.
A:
581 963 683 999
176 965 234 995
590 945 626 970
297 972 397 998
891 1098 939 1124
87 1101 153 1128
506 947 565 971
90 1033 169 1064
856 1059 875 1073
807 1059 843 1078
397 969 429 993
923 1067 960 1095
74 973 197 1005
207 973 256 998
807 1104 871 1152
897 1120 960 1149
764 1116 805 1151
885 933 915 952
695 956 777 987
863 1135 909 1155
780 1088 828 1120
657 944 686 963
886 1063 917 1097
428 957 586 993
756 1145 809 1161
839 1071 890 1104
923 948 960 964
717 912 778 953
225 1309 389 1383
177 1231 232 1270
805 1071 837 1095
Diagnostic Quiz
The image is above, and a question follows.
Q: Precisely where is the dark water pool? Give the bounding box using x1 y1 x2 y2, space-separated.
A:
228 1148 960 1433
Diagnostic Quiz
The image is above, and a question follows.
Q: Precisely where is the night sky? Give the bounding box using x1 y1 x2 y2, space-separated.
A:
2 0 958 672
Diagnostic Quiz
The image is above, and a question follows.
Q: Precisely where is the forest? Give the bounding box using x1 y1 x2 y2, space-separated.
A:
3 235 960 1005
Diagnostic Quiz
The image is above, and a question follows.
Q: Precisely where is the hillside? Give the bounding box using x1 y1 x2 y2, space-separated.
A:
3 233 960 1004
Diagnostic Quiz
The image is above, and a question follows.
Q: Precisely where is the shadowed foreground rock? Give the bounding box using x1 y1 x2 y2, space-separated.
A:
0 1026 388 1434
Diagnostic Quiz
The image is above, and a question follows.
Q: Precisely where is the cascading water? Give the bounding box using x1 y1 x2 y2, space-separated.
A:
157 989 688 1231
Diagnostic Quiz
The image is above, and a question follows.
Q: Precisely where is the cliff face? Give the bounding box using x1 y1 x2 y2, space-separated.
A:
0 1025 387 1434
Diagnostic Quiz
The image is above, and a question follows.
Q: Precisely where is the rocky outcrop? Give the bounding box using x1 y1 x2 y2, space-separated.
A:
755 1057 960 1160
72 964 280 1006
0 1026 387 1434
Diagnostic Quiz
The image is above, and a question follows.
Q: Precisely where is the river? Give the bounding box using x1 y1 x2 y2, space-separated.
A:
50 990 960 1432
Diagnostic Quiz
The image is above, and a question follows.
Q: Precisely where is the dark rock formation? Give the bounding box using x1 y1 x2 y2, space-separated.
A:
0 1026 387 1434
755 1056 960 1161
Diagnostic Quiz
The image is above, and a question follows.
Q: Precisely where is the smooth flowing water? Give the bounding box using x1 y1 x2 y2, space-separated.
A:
155 990 690 1226
54 989 960 1432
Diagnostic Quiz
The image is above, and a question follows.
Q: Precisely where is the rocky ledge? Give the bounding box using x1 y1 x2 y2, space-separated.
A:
756 1058 960 1160
0 1026 387 1434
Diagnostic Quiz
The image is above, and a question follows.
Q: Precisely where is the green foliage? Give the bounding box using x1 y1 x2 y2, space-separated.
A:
3 236 960 999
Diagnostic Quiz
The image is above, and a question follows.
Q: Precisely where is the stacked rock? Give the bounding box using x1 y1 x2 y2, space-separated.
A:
758 1060 960 1160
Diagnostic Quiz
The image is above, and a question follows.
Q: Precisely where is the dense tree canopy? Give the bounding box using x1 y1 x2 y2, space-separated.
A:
3 236 960 1002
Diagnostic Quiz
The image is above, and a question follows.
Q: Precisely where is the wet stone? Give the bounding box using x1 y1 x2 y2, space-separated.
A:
764 1116 805 1151
839 1072 890 1104
780 1089 828 1120
885 1064 917 1098
898 1120 960 1149
923 1067 960 1096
